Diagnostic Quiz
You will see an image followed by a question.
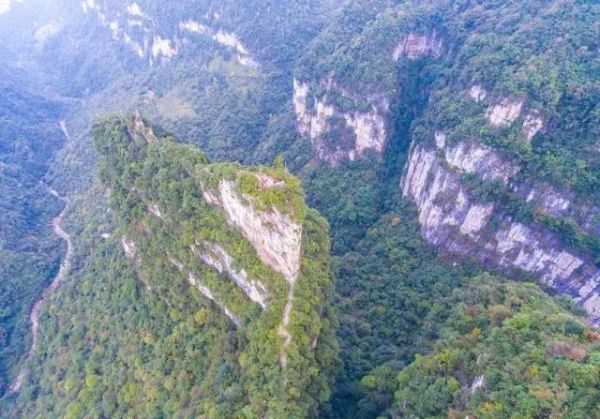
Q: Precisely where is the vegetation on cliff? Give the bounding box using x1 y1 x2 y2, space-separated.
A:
92 114 338 417
1 1 598 418
363 275 600 418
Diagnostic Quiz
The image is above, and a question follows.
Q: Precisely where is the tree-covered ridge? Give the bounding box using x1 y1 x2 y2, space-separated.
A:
93 114 339 417
384 275 600 418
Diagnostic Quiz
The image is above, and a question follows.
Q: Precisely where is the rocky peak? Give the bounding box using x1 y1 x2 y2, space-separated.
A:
129 112 158 144
95 115 336 415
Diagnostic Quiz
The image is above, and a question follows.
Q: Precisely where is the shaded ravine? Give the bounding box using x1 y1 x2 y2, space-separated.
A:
8 125 74 394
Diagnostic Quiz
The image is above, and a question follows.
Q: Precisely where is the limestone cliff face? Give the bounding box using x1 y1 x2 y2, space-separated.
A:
392 30 443 61
402 133 600 325
202 178 302 284
293 31 443 165
485 97 544 142
293 77 389 166
193 241 270 309
201 172 305 370
82 1 258 67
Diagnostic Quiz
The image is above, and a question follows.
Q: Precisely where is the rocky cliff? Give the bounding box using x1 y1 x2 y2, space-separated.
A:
293 76 390 165
80 0 259 66
293 17 444 165
402 136 600 324
291 0 600 324
396 4 600 322
94 114 338 417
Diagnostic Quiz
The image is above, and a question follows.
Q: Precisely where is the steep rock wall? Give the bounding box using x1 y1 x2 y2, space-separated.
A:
192 241 270 309
293 31 443 165
293 78 388 165
203 179 302 284
393 30 443 61
82 1 258 67
402 139 600 324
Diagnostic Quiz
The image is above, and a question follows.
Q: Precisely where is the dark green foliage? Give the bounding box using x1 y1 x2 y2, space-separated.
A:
0 67 65 395
329 205 476 418
9 221 243 418
390 275 600 418
415 0 600 202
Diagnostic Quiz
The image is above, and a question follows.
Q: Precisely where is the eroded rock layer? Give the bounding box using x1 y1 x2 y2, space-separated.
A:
402 138 600 324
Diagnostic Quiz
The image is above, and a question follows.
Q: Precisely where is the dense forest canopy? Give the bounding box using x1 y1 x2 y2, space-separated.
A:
0 0 598 417
0 66 65 394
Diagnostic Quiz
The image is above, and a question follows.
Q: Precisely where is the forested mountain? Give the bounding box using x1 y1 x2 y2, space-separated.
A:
96 114 337 417
0 0 598 417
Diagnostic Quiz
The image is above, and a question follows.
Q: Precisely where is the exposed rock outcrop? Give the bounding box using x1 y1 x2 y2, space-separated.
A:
202 176 305 368
484 97 545 142
293 29 444 165
83 4 259 67
468 85 487 102
211 30 259 68
486 98 523 128
167 257 240 326
121 236 137 259
293 78 389 165
402 139 600 325
470 375 485 393
193 241 270 309
148 203 163 219
442 139 519 184
523 111 544 141
203 179 302 284
393 30 443 61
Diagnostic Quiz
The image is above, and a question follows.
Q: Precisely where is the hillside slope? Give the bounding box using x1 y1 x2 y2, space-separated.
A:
0 66 65 394
93 114 338 417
